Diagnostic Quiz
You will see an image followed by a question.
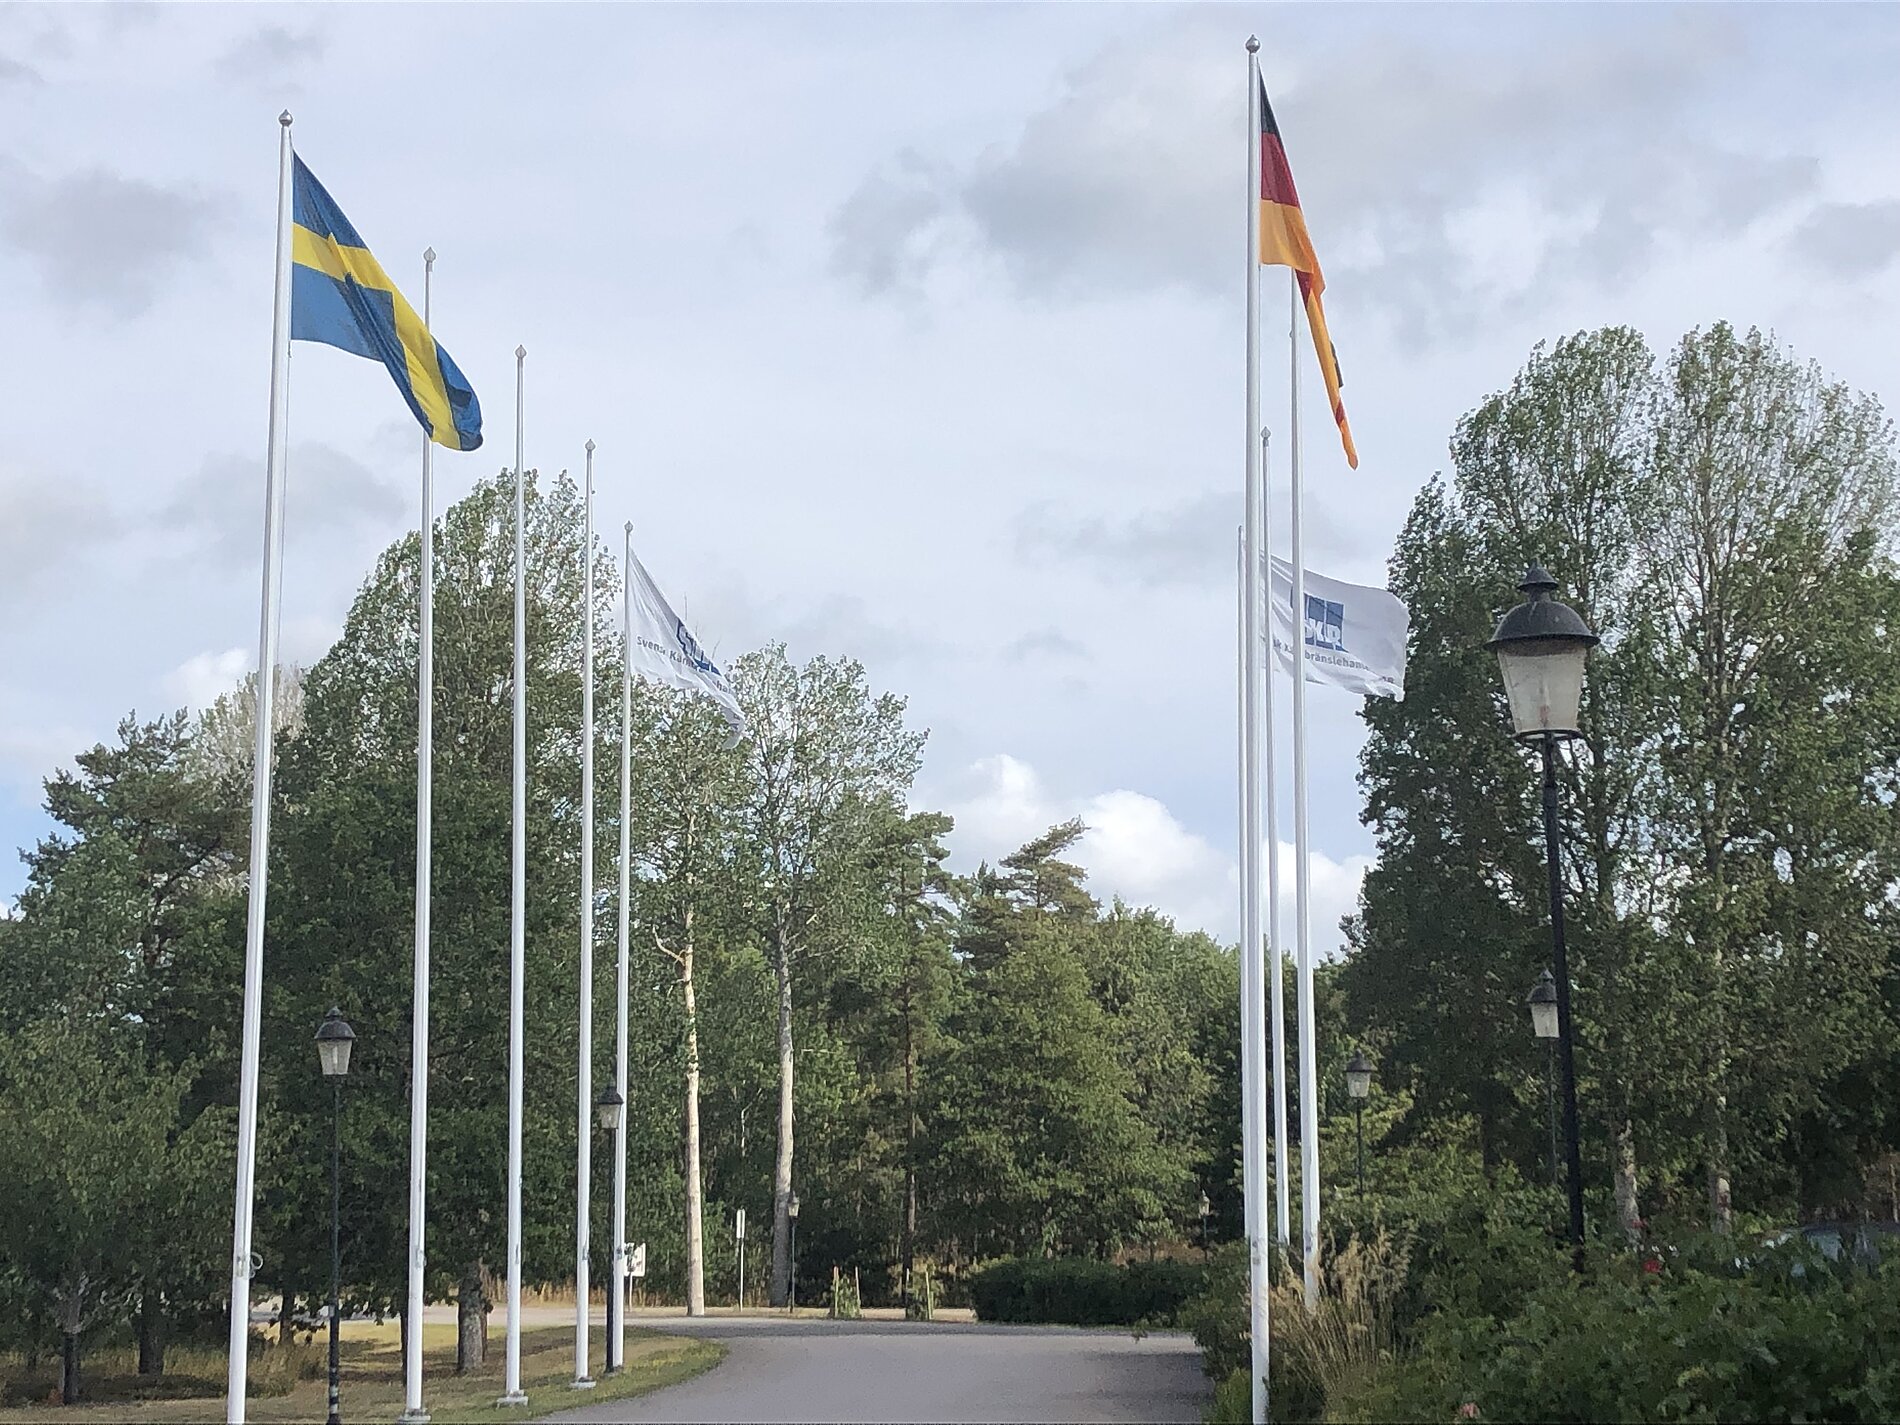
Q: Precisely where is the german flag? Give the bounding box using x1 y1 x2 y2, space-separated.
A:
1260 80 1357 470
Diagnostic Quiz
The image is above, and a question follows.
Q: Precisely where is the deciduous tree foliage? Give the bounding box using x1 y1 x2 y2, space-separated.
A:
14 321 1887 1390
1350 323 1900 1234
0 468 1236 1380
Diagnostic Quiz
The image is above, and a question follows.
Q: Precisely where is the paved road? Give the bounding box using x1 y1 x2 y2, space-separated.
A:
540 1316 1210 1424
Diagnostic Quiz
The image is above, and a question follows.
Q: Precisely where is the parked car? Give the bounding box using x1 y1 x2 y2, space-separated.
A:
1755 1220 1900 1274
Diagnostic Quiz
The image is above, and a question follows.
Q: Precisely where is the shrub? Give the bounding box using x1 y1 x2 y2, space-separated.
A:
905 1265 938 1322
829 1270 862 1320
1324 1180 1572 1335
1182 1235 1401 1424
1341 1241 1900 1424
968 1256 1205 1327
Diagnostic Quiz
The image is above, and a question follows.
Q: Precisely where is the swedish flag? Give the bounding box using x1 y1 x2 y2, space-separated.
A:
291 157 482 451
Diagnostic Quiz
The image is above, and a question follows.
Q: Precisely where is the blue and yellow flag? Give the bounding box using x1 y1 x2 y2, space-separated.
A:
291 157 482 452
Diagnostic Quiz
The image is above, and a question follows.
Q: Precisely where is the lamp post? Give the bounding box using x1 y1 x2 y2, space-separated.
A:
594 1089 624 1372
1487 566 1598 1261
1197 1191 1212 1257
315 1008 356 1425
787 1192 800 1313
1527 971 1560 1189
1345 1050 1373 1197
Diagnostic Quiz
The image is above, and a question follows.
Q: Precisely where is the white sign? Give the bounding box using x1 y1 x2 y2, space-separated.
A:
1266 555 1410 700
630 1242 647 1279
735 1207 745 1235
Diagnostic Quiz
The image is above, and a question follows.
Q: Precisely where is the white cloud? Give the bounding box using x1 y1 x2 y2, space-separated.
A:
0 159 221 316
937 752 1367 954
830 8 1839 345
163 647 248 713
0 721 86 805
0 464 118 595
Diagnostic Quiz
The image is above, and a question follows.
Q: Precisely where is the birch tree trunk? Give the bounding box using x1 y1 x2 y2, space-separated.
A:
682 888 706 1316
769 920 796 1308
1612 1117 1642 1244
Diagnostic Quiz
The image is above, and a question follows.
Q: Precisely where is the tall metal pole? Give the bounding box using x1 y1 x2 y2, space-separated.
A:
400 247 436 1425
609 522 633 1373
328 1078 342 1425
499 347 528 1409
1240 37 1270 1425
574 444 597 1390
1546 1041 1559 1189
1290 269 1322 1312
1260 426 1291 1253
1354 1101 1364 1198
226 110 295 1425
1542 734 1589 1260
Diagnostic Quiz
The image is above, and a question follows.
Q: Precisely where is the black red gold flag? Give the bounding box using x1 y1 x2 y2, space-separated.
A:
1260 81 1357 470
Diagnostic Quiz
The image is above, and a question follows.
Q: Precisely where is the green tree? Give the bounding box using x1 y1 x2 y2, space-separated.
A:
729 646 925 1306
1633 323 1899 1228
1349 323 1900 1240
0 1018 227 1402
261 467 616 1360
632 686 748 1316
3 712 246 1371
930 824 1193 1261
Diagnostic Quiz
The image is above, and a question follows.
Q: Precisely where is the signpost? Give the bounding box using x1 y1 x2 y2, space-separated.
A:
735 1208 746 1309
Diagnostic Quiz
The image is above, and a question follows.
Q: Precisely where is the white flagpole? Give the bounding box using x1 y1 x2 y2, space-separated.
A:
1289 273 1321 1311
574 442 598 1390
225 109 294 1425
1236 520 1258 1266
500 345 529 1409
1262 427 1292 1253
609 521 633 1372
1240 37 1271 1425
400 247 436 1425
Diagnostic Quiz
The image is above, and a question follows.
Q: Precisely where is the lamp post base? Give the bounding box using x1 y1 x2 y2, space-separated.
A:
495 1391 529 1409
571 1377 597 1390
397 1410 431 1424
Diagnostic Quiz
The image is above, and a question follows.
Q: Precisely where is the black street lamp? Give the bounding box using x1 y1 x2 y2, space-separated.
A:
315 1008 356 1425
787 1192 801 1313
594 1088 624 1372
1487 566 1598 1261
1345 1051 1373 1196
1527 971 1560 1189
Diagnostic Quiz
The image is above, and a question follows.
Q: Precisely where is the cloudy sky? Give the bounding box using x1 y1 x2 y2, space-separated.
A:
2 3 1896 949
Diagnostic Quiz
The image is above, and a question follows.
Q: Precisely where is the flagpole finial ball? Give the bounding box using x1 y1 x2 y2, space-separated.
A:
279 110 293 126
624 521 633 535
586 439 596 455
1246 36 1259 52
424 247 436 264
515 345 527 360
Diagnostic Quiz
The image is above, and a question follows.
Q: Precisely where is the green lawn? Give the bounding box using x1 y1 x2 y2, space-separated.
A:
0 1322 722 1424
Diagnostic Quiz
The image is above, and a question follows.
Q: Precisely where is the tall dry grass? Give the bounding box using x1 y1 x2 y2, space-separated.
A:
1271 1228 1409 1414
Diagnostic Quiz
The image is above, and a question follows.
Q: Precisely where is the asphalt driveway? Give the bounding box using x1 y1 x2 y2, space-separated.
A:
538 1314 1210 1424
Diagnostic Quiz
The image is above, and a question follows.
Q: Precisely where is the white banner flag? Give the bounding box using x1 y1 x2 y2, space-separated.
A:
628 547 748 742
1267 555 1409 700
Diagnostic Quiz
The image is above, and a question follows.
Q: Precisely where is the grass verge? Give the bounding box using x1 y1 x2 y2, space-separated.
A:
0 1322 723 1424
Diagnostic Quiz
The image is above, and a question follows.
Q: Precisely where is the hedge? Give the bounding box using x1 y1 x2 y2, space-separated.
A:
969 1256 1205 1326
